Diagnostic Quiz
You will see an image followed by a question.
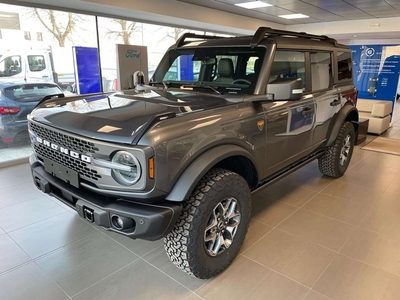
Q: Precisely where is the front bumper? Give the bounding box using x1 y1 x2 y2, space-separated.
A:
30 156 182 241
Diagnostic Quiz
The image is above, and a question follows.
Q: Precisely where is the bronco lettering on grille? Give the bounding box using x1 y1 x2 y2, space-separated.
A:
35 136 92 163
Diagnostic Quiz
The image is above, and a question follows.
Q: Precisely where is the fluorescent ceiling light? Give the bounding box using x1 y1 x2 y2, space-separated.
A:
235 1 272 9
279 14 309 19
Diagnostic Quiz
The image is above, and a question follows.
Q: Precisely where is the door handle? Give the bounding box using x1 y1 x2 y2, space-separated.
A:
301 107 314 116
330 99 341 106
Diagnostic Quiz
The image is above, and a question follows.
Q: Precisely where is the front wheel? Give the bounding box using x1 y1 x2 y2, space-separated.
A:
164 168 251 279
318 121 355 177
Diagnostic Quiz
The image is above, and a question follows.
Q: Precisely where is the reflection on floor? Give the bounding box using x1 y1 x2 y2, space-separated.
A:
0 144 32 164
0 101 400 300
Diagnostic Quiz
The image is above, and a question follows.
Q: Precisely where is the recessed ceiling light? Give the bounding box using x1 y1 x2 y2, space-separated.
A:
235 1 272 9
279 14 309 19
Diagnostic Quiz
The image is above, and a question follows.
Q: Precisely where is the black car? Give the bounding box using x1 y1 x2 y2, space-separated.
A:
0 80 62 147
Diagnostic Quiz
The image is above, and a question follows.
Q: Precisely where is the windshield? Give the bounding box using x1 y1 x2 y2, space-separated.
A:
152 46 266 95
4 84 62 102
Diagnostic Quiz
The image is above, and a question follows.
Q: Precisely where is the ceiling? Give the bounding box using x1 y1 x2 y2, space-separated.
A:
178 0 400 25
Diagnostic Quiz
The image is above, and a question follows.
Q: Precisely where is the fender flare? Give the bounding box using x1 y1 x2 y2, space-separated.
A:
326 105 359 146
165 144 256 202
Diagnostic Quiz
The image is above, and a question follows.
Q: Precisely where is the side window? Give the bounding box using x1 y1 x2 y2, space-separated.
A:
337 51 352 81
310 52 332 91
270 51 306 89
28 55 46 72
0 55 21 76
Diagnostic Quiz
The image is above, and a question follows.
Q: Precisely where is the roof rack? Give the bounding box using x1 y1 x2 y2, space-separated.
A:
175 33 222 47
250 27 338 47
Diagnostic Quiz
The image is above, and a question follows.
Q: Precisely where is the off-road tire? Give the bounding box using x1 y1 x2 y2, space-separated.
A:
318 121 355 177
164 168 251 279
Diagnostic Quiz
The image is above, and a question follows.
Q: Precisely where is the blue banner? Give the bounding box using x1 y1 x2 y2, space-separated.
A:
73 46 102 95
349 45 400 103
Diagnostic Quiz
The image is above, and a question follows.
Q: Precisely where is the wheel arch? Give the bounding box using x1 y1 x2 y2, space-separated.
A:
165 144 258 202
326 104 359 146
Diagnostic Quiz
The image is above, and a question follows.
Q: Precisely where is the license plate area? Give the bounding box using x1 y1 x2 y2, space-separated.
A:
44 158 79 188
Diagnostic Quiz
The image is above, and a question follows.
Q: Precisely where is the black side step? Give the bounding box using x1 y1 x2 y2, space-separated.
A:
251 150 324 194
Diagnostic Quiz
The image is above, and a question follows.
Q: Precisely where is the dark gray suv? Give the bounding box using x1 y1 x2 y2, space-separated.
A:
28 27 358 279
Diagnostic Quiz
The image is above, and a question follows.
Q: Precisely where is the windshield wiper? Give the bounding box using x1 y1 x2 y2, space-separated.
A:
148 81 169 89
180 84 221 94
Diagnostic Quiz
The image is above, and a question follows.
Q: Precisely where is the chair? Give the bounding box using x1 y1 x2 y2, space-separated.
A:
214 58 234 83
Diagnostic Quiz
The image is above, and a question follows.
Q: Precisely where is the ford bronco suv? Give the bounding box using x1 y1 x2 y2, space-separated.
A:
28 27 358 279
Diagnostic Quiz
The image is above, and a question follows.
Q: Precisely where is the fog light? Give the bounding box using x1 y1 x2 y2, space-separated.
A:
111 215 134 230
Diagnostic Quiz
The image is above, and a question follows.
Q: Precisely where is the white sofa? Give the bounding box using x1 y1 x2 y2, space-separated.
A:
356 99 392 134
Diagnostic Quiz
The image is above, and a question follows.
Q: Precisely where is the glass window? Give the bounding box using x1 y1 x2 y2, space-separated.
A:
24 31 31 40
4 84 62 102
36 32 43 41
246 56 259 75
337 51 352 81
270 51 306 89
28 55 46 72
0 55 22 76
310 52 332 91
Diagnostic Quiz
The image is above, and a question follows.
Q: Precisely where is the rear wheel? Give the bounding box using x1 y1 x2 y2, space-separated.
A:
164 168 251 279
318 121 355 177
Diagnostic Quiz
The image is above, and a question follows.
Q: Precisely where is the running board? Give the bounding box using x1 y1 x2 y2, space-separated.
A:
252 150 325 194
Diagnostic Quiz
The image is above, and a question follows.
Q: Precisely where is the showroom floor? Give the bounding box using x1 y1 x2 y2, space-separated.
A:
1 103 400 300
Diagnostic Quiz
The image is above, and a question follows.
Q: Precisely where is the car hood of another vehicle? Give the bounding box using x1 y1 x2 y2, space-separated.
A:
29 88 232 145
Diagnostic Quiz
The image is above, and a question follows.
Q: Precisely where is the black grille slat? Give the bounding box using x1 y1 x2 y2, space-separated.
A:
31 123 102 181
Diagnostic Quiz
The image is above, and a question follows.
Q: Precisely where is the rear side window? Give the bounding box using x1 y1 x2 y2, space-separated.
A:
310 52 332 91
28 55 46 72
337 51 353 81
270 51 306 89
4 84 62 102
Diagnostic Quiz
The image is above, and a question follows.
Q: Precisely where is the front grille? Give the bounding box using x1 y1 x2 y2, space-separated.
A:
30 123 99 154
30 123 102 181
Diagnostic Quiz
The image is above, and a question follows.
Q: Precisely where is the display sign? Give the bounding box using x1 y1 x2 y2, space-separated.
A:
72 46 102 95
116 45 148 90
349 45 400 105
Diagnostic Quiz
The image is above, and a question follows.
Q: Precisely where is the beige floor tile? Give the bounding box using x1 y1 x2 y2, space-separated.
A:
341 227 400 276
385 174 400 195
277 209 356 252
285 169 336 192
374 191 400 214
197 256 309 300
259 184 318 207
361 152 400 169
187 294 204 300
302 194 370 226
304 290 334 300
339 170 396 191
320 180 383 206
239 219 272 254
243 229 335 287
314 254 400 300
349 160 400 176
360 208 400 241
251 194 297 227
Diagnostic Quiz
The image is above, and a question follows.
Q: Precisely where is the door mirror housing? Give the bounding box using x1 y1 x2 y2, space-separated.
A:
266 77 303 101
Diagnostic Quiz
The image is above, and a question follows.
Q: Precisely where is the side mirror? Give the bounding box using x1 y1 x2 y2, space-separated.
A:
266 77 303 101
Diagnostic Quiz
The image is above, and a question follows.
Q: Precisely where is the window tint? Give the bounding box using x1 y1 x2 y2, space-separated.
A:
0 55 22 77
28 55 46 72
337 51 352 81
310 52 332 91
270 51 306 89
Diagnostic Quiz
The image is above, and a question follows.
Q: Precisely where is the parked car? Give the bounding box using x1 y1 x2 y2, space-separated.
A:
0 80 63 147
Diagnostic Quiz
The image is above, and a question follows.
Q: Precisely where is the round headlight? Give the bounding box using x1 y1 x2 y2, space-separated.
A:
111 151 141 186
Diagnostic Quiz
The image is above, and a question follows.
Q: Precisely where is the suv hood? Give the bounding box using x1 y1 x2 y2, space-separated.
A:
29 89 231 144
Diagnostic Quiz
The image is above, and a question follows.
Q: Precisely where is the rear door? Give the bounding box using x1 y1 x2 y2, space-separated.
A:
310 51 339 146
4 84 62 122
26 54 52 81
